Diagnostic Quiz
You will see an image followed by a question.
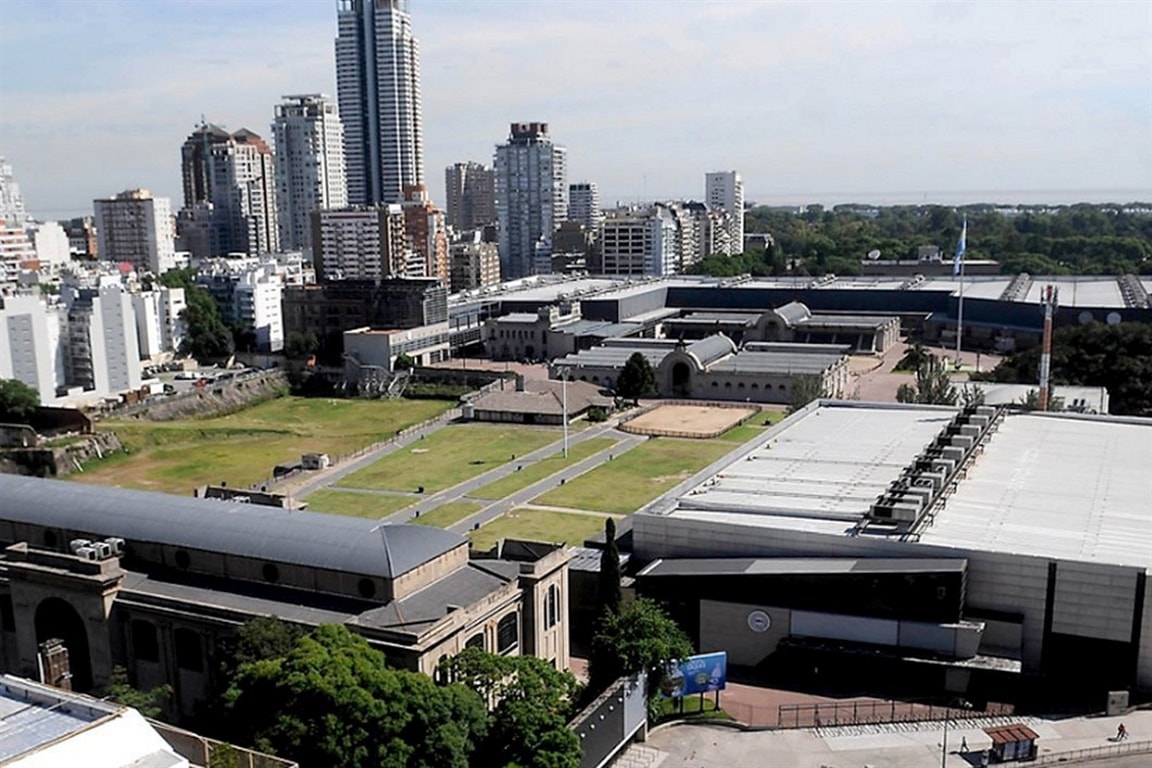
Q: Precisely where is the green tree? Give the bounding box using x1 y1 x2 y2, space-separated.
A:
598 518 623 620
224 624 486 768
440 649 581 768
0 378 39 422
586 598 693 715
394 352 416 371
896 355 958 405
615 352 658 403
98 666 172 719
284 331 319 360
788 374 830 414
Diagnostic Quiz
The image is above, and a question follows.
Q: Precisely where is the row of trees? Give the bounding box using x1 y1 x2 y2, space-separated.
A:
689 203 1152 278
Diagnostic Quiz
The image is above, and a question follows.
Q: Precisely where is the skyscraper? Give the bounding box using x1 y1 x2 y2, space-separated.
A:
335 0 423 206
272 94 348 254
568 182 601 231
445 161 497 230
495 122 567 280
0 156 30 227
180 123 232 209
93 189 175 275
705 171 745 254
208 130 279 256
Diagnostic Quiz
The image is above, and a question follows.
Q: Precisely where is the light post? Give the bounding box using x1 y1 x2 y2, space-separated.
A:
560 366 569 458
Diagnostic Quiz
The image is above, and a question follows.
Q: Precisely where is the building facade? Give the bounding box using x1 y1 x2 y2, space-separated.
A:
0 294 66 404
272 94 348 254
64 284 143 397
206 130 279 256
445 161 497 231
568 182 601 231
0 156 30 228
402 184 448 281
336 0 423 206
495 122 568 280
93 190 176 275
599 205 679 277
705 171 744 255
311 205 408 281
449 236 500 292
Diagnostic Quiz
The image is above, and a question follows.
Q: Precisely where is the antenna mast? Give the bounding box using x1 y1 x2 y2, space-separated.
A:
1038 285 1058 411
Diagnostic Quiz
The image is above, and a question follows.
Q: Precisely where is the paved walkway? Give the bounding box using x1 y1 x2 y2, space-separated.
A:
645 710 1152 768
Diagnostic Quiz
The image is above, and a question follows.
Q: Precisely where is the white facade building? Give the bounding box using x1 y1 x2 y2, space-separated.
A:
31 221 71 272
599 205 679 277
0 294 66 404
0 224 37 283
93 189 176 275
235 273 284 353
311 205 408 281
65 284 142 397
495 122 567 280
0 156 29 228
272 94 348 255
131 291 165 360
207 131 279 256
336 0 423 206
568 182 601 231
705 171 744 255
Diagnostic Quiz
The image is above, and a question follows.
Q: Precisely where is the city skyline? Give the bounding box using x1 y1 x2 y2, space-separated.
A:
0 0 1150 220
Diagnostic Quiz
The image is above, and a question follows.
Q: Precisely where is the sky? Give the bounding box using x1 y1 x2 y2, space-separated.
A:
1 0 1150 220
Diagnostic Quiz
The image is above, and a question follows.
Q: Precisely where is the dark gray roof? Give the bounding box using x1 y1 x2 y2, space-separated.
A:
636 557 967 578
0 475 464 580
708 349 845 375
354 562 514 635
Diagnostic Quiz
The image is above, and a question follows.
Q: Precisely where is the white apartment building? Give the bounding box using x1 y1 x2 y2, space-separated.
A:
0 224 37 283
336 0 424 206
93 189 176 275
310 205 408 281
705 171 745 255
272 94 348 255
0 294 66 404
449 235 500 293
31 221 72 272
495 122 567 280
599 205 679 277
0 156 29 228
65 284 142 397
207 131 278 256
235 273 284 353
568 182 601 231
131 291 165 360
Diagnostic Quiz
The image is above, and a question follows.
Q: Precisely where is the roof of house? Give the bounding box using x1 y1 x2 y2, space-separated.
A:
0 475 465 580
470 378 613 416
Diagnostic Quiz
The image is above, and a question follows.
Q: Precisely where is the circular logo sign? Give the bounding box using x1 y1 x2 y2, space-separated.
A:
747 610 772 632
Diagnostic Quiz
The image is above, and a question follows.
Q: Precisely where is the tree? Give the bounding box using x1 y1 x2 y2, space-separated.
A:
223 624 486 768
598 518 623 620
394 352 416 371
98 666 172 719
788 373 830 414
896 355 958 406
586 598 693 715
440 649 581 768
284 331 319 360
0 378 39 422
616 352 657 403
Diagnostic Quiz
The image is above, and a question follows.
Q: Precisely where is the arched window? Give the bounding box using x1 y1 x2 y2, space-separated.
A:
497 612 519 654
132 619 159 663
738 382 746 389
434 654 450 685
545 584 561 629
466 632 485 651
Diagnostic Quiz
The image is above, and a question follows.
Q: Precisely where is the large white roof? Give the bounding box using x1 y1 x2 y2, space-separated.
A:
657 402 1152 570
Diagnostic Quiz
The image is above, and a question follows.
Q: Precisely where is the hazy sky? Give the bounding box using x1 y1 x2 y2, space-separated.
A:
1 0 1150 219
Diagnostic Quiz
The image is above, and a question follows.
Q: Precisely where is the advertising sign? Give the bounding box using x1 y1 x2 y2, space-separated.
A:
660 651 727 698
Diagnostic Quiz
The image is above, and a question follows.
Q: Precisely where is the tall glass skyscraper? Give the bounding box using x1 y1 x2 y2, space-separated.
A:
335 0 423 206
495 122 567 280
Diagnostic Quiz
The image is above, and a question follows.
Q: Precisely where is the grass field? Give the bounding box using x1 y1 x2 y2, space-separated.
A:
412 501 482 529
469 437 618 500
75 397 452 495
531 437 738 514
303 489 416 519
337 424 560 494
468 508 616 552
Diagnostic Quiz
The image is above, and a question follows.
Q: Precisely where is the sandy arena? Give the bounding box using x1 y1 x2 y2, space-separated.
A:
622 404 759 438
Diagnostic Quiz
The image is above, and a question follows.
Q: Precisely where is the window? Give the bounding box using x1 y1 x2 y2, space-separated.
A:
545 584 560 630
466 633 485 651
43 530 58 548
174 550 191 569
262 563 280 583
174 628 203 672
358 578 377 599
132 620 160 662
497 612 519 654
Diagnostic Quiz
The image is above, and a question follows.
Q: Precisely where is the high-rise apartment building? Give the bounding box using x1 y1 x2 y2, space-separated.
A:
180 123 232 209
449 235 500 292
568 182 601 231
495 122 567 280
272 94 348 254
599 204 679 277
65 284 142 397
402 184 447 281
0 294 66 404
335 0 423 206
445 161 497 230
705 171 745 254
311 206 408 281
93 189 176 275
207 130 279 256
0 156 30 227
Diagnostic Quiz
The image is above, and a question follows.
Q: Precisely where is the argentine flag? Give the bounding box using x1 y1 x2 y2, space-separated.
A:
952 217 967 276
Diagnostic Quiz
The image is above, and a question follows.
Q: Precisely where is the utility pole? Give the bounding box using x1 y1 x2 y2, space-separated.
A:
1039 285 1058 411
561 367 569 458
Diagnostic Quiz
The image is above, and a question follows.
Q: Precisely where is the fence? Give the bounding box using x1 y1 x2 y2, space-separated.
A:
617 399 764 440
776 699 1014 729
1032 739 1152 765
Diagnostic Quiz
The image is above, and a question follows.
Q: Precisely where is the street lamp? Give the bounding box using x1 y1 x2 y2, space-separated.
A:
558 365 569 458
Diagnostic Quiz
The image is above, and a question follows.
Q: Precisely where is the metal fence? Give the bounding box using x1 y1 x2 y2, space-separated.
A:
1032 739 1152 765
777 699 1014 729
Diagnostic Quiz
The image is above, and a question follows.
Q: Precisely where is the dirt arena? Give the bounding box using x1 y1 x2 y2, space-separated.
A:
622 404 759 438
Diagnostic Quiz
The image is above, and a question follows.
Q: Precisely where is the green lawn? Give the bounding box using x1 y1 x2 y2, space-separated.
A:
76 396 451 495
337 424 560 494
303 489 416 519
469 437 618 500
412 501 482 529
468 508 615 552
531 437 738 514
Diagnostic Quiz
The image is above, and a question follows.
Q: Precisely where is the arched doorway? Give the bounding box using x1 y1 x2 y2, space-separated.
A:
671 362 691 397
35 597 92 692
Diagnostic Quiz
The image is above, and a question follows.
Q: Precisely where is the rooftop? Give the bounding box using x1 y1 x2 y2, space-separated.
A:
651 402 1152 570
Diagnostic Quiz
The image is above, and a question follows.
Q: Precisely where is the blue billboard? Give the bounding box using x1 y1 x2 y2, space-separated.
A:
660 652 727 698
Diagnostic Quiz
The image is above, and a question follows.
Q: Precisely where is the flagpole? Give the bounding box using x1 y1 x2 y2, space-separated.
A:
954 217 967 369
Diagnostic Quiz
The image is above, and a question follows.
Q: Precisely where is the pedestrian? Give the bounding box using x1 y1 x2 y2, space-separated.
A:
1117 723 1127 740
960 736 968 752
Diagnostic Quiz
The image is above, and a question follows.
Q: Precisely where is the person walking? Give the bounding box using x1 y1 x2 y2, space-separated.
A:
1117 723 1128 741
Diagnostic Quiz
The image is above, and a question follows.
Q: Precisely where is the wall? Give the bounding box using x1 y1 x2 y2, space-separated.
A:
699 600 791 666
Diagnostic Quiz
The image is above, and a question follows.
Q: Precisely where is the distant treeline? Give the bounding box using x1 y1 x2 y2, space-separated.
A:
690 203 1152 277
